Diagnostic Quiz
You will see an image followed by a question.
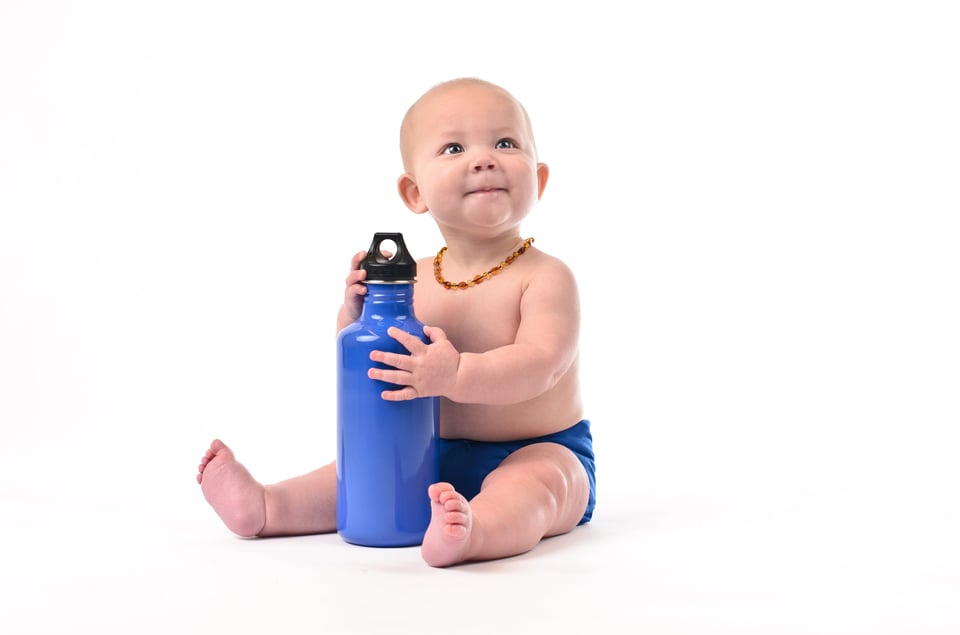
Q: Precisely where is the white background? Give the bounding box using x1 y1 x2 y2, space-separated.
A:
1 1 958 633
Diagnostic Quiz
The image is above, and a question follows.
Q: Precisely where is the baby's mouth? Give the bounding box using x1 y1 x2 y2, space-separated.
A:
465 187 507 196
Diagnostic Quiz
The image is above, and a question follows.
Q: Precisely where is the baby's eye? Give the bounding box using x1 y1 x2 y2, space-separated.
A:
442 143 464 155
495 138 517 149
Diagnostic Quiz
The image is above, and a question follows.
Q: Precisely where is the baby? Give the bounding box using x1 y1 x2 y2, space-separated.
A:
197 77 596 567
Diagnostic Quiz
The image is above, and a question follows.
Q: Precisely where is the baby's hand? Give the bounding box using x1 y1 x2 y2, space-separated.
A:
339 250 368 327
368 326 459 401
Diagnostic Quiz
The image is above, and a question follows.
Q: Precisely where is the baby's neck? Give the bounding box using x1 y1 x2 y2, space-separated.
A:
436 232 527 269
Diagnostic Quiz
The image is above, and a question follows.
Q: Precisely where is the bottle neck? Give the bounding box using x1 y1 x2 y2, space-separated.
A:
361 282 416 320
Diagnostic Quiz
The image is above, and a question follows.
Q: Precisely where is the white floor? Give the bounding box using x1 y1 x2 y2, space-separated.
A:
2 438 957 635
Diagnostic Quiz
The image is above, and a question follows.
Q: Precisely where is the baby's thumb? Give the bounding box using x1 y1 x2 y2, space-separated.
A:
424 325 447 342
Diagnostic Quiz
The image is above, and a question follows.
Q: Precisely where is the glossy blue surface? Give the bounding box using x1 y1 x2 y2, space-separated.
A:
336 283 439 547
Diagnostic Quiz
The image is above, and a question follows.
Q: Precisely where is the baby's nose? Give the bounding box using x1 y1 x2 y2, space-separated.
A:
472 156 497 171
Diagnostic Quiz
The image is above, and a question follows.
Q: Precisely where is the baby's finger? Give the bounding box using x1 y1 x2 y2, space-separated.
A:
369 350 410 370
379 386 418 401
368 367 412 386
350 250 367 270
387 327 426 352
346 268 367 285
424 325 448 343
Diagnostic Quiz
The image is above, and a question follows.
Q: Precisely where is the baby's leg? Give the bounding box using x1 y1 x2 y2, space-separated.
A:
197 439 337 537
421 442 590 567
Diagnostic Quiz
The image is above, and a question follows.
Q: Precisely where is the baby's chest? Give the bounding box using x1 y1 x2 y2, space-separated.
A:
417 288 522 352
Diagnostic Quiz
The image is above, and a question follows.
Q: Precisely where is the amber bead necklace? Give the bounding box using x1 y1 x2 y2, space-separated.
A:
434 237 535 290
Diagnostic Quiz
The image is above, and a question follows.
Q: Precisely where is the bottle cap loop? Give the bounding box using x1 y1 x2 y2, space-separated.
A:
361 232 417 282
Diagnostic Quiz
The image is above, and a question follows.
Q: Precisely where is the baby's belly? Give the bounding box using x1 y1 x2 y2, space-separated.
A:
438 395 583 442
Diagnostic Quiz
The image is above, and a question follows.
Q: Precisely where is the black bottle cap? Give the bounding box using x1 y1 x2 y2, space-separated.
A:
360 232 417 282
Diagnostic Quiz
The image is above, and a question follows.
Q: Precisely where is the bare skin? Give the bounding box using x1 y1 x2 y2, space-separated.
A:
197 440 265 537
198 440 589 565
198 441 337 537
197 78 593 566
421 444 590 567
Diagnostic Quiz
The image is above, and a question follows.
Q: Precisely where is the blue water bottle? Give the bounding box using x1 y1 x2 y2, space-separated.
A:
336 232 439 546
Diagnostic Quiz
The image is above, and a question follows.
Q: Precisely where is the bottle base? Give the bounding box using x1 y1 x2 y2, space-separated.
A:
338 531 425 548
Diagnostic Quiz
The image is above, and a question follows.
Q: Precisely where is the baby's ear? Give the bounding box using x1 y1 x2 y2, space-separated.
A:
397 173 428 214
536 162 550 200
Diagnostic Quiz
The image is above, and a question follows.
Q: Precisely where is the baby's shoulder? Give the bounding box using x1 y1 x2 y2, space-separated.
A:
524 249 578 288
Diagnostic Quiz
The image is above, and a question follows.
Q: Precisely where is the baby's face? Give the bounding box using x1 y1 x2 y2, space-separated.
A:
402 83 546 236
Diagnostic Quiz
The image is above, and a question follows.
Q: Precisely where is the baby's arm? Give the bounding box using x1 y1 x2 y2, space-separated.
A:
370 258 580 404
455 260 580 403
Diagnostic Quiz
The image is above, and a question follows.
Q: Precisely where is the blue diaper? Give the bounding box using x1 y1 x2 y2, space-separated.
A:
438 419 596 525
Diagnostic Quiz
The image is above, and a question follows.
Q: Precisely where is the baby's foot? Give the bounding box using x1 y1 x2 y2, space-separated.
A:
196 439 266 537
421 482 473 567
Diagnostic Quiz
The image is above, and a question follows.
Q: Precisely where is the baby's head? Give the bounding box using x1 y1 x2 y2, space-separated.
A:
399 78 539 175
395 78 548 225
